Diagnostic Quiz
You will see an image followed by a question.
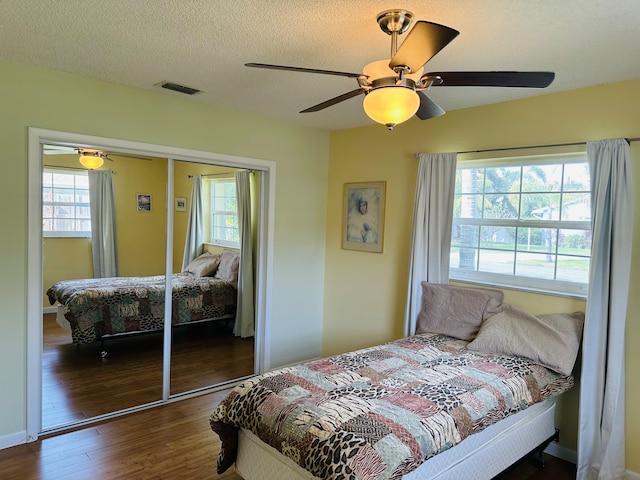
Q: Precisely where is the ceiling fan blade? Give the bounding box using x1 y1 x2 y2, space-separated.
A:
428 71 555 88
416 92 446 120
300 88 365 113
245 63 362 78
389 21 459 74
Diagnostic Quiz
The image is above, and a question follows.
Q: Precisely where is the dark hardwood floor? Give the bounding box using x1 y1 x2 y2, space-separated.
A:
1 389 576 479
2 316 574 479
42 313 254 430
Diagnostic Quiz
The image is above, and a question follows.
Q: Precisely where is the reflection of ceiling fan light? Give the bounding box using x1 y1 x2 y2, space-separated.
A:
78 150 105 169
363 86 420 130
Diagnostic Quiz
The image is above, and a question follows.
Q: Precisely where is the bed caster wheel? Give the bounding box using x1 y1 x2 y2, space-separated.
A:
101 350 108 359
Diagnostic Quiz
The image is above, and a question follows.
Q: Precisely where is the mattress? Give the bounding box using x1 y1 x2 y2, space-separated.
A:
235 398 557 480
211 332 573 479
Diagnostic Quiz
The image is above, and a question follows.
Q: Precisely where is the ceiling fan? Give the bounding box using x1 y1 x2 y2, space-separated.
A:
44 145 152 169
246 9 555 130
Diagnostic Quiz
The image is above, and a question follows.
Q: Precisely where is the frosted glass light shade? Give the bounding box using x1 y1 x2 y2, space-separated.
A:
363 86 420 129
79 153 104 169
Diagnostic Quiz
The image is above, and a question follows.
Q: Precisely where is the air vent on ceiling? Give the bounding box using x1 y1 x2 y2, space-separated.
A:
158 81 201 95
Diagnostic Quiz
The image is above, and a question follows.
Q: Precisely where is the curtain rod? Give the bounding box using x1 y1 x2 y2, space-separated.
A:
188 170 252 178
415 137 640 157
44 164 116 173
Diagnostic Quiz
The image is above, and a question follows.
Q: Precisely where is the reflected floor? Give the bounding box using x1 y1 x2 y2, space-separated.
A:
42 313 254 430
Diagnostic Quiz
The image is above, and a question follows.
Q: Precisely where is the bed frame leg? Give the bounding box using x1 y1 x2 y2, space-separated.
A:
100 338 108 359
530 429 560 469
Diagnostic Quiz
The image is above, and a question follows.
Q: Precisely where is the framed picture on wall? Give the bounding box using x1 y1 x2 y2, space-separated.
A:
342 181 386 253
175 197 187 211
136 193 152 212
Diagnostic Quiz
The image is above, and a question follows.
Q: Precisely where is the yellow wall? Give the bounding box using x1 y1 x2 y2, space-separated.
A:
113 156 168 277
324 79 640 469
43 238 93 304
0 59 329 442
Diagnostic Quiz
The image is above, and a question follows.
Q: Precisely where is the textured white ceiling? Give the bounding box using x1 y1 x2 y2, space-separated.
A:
1 0 639 131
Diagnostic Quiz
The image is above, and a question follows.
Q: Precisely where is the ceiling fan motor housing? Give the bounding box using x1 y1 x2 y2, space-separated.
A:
376 10 414 35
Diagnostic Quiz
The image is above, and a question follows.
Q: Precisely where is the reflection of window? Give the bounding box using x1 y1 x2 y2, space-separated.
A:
209 179 239 247
450 153 591 296
43 169 91 237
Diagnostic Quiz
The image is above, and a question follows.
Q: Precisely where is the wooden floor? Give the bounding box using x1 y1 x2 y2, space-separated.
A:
5 316 575 478
1 390 576 480
42 313 254 430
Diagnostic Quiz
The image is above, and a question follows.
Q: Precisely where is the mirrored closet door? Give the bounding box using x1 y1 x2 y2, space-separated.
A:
40 141 260 432
42 147 167 429
169 161 256 396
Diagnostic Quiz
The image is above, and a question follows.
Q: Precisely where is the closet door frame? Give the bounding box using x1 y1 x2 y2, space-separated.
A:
26 127 275 441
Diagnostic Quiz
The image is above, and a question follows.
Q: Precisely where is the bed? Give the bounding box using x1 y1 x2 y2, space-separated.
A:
209 282 584 480
47 250 239 351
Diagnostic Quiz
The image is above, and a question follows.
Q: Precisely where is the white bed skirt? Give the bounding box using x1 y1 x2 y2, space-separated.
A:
56 304 71 333
235 398 557 480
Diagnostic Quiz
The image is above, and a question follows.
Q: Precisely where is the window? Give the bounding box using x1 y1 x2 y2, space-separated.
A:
42 169 91 237
208 179 239 247
450 153 591 296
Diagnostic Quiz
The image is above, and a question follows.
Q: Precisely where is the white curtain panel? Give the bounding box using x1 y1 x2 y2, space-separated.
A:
181 175 203 271
88 170 118 278
233 171 255 338
578 138 633 479
404 152 457 336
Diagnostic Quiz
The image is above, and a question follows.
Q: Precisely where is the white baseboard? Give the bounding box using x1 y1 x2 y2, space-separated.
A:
543 445 640 480
0 430 26 450
544 442 577 464
43 306 57 314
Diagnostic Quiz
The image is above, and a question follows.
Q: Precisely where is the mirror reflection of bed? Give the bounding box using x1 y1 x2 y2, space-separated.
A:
41 148 256 431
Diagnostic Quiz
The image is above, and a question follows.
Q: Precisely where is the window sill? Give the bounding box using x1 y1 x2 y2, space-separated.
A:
449 276 588 300
43 233 92 239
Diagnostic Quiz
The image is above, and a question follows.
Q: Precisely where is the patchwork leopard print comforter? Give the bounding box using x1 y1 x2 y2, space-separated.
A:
210 333 574 480
47 273 236 346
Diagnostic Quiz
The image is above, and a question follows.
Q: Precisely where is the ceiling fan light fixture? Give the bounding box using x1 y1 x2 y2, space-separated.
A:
363 86 420 130
363 60 422 82
78 150 105 169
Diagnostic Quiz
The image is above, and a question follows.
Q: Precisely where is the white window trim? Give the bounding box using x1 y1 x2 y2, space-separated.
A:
42 168 91 238
208 178 240 248
449 152 590 297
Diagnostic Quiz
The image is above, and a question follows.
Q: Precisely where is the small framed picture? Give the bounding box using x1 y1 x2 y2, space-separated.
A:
342 181 386 253
175 197 187 212
136 193 152 212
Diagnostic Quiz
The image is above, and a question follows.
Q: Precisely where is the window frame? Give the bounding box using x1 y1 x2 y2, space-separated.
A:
449 152 591 297
207 177 240 248
42 168 92 238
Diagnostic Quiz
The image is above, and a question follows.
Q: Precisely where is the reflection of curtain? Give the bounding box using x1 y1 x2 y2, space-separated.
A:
182 175 203 271
404 152 457 336
234 171 255 338
578 139 633 480
88 170 118 278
